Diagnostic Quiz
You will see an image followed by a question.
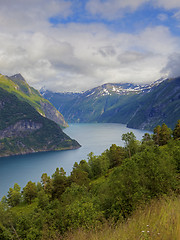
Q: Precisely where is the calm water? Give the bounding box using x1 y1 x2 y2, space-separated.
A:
0 123 150 198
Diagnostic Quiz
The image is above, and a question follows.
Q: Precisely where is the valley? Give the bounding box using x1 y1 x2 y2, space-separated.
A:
41 77 180 130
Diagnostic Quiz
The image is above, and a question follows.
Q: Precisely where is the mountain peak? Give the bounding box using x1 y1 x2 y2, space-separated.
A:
9 73 26 82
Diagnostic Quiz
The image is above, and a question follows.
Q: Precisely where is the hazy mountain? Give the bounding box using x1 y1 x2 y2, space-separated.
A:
41 78 180 130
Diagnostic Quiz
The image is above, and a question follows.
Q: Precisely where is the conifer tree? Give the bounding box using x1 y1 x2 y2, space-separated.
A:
23 181 37 204
7 183 21 207
153 125 161 145
173 120 180 140
159 123 172 145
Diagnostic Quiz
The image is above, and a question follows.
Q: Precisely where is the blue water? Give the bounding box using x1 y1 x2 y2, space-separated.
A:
0 123 150 198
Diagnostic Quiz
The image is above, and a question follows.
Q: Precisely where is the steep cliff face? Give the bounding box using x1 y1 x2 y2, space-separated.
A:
40 101 68 128
0 73 68 128
0 87 80 157
0 120 42 139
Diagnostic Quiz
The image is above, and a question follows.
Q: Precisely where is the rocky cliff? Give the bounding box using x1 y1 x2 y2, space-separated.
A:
40 100 68 128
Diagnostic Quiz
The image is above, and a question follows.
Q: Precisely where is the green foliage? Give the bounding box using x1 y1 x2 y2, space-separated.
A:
106 144 125 168
41 173 53 196
7 183 21 207
88 152 110 179
0 122 180 239
61 184 103 230
159 123 172 145
23 181 37 204
70 168 90 186
0 74 50 116
37 190 49 209
52 168 69 199
122 132 140 157
153 123 172 146
173 119 180 140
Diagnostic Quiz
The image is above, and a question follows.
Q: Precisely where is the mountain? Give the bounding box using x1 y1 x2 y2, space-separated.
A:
0 75 80 157
41 77 180 130
0 73 68 128
126 78 180 130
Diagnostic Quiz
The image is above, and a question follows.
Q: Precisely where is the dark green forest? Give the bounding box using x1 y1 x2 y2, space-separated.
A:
0 121 180 240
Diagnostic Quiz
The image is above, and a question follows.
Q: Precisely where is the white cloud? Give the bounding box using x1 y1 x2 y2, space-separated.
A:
0 0 72 32
86 0 148 20
0 22 179 92
161 53 180 77
154 0 180 9
0 1 179 92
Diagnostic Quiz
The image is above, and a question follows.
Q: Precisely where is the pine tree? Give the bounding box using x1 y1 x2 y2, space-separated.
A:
173 120 180 140
153 125 161 145
159 123 172 145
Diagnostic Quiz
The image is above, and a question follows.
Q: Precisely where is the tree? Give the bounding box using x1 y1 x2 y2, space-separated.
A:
23 181 37 204
7 183 21 207
88 152 110 179
159 123 172 145
70 168 90 186
153 123 172 146
107 144 125 168
78 160 91 175
173 120 180 140
52 167 69 199
153 125 161 145
41 173 53 196
37 189 49 209
142 133 153 144
122 132 139 158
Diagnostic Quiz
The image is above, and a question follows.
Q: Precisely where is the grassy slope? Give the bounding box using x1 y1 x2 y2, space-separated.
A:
0 74 68 127
0 74 46 115
64 195 180 240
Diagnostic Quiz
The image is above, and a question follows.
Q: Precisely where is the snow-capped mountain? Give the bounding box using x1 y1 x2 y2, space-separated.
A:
41 77 180 130
82 78 166 98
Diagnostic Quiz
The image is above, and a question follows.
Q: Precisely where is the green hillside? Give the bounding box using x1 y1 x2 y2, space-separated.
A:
0 87 80 157
0 74 68 128
0 122 179 239
127 78 180 130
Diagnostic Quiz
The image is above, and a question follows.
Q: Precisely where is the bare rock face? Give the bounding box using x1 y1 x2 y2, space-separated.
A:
40 101 68 128
0 120 42 139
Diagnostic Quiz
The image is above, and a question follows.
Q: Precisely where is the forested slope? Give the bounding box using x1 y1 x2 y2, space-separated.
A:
0 121 179 239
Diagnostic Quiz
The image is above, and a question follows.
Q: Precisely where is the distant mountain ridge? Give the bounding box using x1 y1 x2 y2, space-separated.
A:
41 77 180 130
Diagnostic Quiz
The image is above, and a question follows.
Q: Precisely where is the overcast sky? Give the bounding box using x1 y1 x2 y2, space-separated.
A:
0 0 180 92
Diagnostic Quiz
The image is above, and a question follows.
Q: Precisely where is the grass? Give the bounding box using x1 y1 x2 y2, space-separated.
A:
0 74 49 115
63 195 180 240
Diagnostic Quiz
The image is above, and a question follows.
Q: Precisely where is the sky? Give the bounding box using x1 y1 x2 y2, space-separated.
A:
0 0 180 92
